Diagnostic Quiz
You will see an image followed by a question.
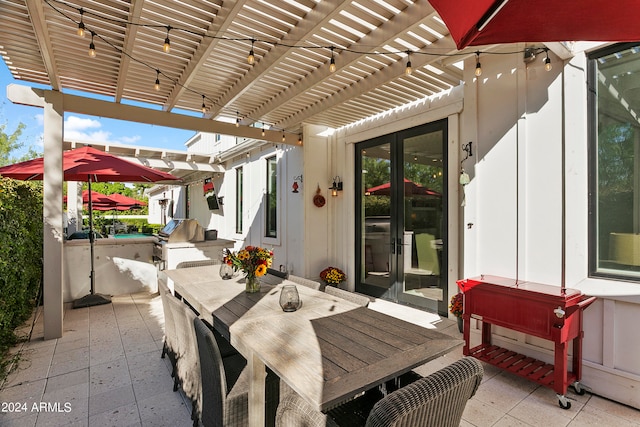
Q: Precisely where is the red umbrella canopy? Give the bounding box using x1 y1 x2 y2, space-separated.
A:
366 178 441 197
0 146 179 183
108 193 147 208
64 190 118 206
429 0 640 49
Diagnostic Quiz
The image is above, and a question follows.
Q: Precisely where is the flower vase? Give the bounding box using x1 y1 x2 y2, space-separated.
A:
457 316 463 333
245 275 261 293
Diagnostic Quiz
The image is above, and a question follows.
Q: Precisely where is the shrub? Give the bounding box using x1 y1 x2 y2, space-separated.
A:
0 179 43 379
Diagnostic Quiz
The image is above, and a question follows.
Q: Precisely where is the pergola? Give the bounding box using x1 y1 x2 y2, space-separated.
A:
1 0 480 339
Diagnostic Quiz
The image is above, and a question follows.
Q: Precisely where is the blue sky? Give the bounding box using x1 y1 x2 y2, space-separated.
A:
0 61 196 157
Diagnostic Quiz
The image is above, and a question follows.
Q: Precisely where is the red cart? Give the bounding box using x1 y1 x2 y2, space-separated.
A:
457 275 596 409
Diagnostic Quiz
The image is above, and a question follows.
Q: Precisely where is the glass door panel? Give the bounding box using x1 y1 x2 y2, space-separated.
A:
356 120 448 315
398 129 446 313
359 142 394 299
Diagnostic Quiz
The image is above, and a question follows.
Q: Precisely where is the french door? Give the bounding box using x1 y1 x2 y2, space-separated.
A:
355 120 448 315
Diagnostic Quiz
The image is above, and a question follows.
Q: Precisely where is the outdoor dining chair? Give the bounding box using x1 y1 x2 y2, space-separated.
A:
275 356 484 427
193 317 280 427
287 274 322 290
158 278 179 391
324 286 371 307
176 259 222 269
161 286 202 425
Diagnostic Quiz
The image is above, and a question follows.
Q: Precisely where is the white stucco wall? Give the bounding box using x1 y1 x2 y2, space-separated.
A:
64 237 158 302
460 45 640 409
180 139 306 277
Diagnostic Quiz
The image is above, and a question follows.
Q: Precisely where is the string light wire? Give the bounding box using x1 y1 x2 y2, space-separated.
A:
43 0 554 140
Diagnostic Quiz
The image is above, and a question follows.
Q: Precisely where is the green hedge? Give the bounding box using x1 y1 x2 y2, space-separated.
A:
0 179 43 379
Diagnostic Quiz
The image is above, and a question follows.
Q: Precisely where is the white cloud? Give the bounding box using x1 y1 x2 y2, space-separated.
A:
120 135 141 144
65 116 101 132
63 115 141 145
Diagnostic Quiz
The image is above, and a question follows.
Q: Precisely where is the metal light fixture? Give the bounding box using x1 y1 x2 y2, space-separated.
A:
292 175 303 193
329 176 343 196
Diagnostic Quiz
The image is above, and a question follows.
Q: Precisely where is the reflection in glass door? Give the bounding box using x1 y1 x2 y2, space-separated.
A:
356 120 447 315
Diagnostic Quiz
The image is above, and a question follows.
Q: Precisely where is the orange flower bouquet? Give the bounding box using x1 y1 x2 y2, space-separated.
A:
224 246 273 292
320 266 346 286
449 293 463 317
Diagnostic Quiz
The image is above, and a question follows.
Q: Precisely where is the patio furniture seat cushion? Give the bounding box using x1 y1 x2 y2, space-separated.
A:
275 357 483 427
324 286 371 307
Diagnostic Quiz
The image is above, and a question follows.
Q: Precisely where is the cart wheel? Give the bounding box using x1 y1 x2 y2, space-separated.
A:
557 396 571 410
572 382 586 395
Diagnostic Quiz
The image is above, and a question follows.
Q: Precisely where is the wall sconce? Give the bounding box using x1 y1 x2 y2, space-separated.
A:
329 176 343 197
292 175 303 193
461 141 473 162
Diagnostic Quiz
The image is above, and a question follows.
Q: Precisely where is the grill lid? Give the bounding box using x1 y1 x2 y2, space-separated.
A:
158 219 205 243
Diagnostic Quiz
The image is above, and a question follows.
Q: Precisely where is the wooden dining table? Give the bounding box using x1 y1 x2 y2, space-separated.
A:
164 265 462 427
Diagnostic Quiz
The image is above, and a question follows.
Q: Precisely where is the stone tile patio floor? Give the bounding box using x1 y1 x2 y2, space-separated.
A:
1 291 638 427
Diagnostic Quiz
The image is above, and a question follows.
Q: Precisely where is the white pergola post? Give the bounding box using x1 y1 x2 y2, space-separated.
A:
42 90 64 340
67 181 81 235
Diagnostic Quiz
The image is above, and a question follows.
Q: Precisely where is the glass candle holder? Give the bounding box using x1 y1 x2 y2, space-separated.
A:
279 285 300 312
219 263 234 280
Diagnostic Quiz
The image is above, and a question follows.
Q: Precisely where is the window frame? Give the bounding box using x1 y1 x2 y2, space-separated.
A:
235 166 243 234
588 42 640 281
265 155 278 239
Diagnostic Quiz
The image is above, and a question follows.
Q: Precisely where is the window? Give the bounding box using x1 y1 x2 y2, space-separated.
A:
266 156 277 237
236 167 243 234
589 43 640 279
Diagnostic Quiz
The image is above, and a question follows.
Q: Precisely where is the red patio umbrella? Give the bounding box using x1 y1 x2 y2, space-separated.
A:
0 146 179 308
428 0 640 49
366 178 441 197
108 193 147 210
64 190 119 207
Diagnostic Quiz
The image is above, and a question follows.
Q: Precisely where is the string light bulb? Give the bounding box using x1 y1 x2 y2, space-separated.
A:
77 9 85 37
544 49 552 72
405 51 412 76
261 123 265 137
154 70 160 91
236 111 240 127
329 47 336 73
88 32 96 57
282 132 286 142
247 39 255 65
201 95 206 113
162 26 171 53
298 135 302 145
474 51 482 77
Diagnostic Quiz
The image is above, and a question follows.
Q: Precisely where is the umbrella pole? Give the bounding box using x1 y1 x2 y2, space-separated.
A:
73 177 111 308
89 181 95 293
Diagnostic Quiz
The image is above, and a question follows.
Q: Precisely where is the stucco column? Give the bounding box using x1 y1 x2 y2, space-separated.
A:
43 91 64 340
66 181 80 235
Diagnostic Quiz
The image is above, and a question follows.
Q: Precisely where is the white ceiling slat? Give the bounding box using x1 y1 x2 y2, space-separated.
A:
277 34 457 129
245 0 441 127
162 0 245 111
25 0 61 90
206 0 348 120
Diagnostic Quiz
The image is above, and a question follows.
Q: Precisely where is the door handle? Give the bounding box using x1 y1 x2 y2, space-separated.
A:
397 237 402 255
390 239 396 254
